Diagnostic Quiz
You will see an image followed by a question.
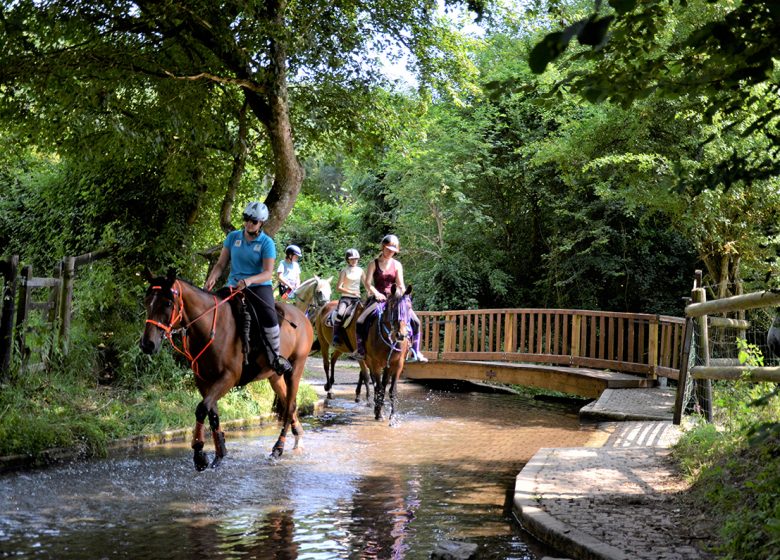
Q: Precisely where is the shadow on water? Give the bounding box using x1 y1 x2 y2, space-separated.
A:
0 383 601 559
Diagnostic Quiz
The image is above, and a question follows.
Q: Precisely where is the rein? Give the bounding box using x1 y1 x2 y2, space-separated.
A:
375 297 411 369
146 281 242 379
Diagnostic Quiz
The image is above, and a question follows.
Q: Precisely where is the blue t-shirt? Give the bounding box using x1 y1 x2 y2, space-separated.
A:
223 229 276 287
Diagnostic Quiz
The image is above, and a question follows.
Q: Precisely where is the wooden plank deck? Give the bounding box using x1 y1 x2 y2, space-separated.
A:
403 360 654 399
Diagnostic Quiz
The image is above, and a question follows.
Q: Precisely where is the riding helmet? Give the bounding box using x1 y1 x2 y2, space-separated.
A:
381 234 400 253
286 244 302 257
345 248 360 260
243 201 269 222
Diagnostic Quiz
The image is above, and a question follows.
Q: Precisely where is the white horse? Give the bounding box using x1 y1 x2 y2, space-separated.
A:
290 276 332 325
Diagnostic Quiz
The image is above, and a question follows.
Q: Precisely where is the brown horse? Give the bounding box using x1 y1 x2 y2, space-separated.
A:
139 270 313 470
362 285 413 424
314 301 371 403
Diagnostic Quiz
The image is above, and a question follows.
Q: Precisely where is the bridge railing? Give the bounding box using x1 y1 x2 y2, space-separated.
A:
416 309 685 380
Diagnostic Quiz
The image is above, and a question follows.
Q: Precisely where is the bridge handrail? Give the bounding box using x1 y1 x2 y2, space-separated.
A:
416 308 685 380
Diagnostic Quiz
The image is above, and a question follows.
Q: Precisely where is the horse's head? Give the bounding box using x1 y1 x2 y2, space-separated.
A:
139 268 181 355
314 276 332 307
384 284 413 342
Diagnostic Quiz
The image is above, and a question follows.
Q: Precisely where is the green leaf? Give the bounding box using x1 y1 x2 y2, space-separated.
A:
578 15 614 47
608 0 638 15
529 31 572 74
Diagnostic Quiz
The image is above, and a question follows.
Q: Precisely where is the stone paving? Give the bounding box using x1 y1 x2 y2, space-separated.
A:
579 387 676 422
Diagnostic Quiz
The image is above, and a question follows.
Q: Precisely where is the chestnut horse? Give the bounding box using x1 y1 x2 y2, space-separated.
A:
314 301 371 403
363 285 414 424
139 270 313 470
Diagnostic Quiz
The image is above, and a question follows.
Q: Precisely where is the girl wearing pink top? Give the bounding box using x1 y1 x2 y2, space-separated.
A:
355 234 426 362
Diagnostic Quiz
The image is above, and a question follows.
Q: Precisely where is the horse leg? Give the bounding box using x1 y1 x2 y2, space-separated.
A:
388 371 400 426
321 341 332 395
291 415 305 451
374 367 389 421
268 372 302 457
192 402 209 471
357 360 371 405
328 350 343 400
192 378 233 471
209 407 227 468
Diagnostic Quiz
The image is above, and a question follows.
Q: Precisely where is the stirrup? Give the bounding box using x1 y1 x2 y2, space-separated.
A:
273 356 294 377
407 349 428 363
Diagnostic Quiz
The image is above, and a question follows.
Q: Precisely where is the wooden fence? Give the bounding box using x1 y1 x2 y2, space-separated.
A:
0 249 112 379
673 270 780 424
416 308 685 380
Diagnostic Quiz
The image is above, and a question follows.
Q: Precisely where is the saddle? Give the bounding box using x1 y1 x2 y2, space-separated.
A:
217 288 272 364
326 298 361 329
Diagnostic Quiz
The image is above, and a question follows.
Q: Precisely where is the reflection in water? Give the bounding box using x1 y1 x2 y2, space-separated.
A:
0 384 603 559
347 472 419 559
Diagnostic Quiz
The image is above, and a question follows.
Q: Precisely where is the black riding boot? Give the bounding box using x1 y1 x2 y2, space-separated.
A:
263 325 293 376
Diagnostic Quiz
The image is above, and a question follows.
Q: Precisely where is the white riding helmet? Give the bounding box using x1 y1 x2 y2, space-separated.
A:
345 248 360 260
381 234 400 253
286 244 302 257
243 201 269 222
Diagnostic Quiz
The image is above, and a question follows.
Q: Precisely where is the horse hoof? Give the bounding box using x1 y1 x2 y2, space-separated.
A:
354 396 360 403
327 392 333 400
210 456 223 469
194 451 209 471
271 443 284 458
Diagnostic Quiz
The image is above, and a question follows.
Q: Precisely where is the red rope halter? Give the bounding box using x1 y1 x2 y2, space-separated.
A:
146 281 241 379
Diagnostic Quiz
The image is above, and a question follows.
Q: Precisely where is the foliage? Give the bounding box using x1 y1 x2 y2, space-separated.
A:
529 0 780 263
674 334 780 559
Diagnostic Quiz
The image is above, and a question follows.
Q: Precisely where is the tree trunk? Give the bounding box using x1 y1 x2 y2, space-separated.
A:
220 101 250 234
242 0 304 237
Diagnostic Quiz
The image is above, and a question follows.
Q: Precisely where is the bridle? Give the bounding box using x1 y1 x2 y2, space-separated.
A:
144 280 239 378
376 294 412 366
294 277 329 319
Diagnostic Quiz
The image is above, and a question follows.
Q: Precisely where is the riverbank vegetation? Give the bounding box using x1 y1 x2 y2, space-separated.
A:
2 0 780 555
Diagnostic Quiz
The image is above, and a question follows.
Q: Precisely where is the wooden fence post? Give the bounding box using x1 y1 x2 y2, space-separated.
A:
673 316 695 425
504 312 516 354
58 256 76 353
570 314 582 364
14 265 33 370
443 318 456 355
647 319 659 379
0 256 19 381
692 271 713 422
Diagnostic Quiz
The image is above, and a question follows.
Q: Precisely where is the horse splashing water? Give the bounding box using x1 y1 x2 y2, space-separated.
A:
139 270 314 470
363 285 413 424
315 301 371 403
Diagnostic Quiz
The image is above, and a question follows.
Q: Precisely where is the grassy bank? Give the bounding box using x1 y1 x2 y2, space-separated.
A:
672 380 780 560
0 339 318 461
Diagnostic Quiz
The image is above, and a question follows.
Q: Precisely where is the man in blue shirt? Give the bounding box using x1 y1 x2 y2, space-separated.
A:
204 201 293 376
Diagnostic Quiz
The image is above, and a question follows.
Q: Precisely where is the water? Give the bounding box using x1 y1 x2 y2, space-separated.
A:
0 383 606 559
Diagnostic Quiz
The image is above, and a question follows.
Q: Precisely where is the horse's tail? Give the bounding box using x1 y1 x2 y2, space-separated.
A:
310 337 321 354
272 394 285 421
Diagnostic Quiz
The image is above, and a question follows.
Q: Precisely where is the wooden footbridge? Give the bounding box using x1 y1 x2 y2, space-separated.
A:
406 309 685 398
